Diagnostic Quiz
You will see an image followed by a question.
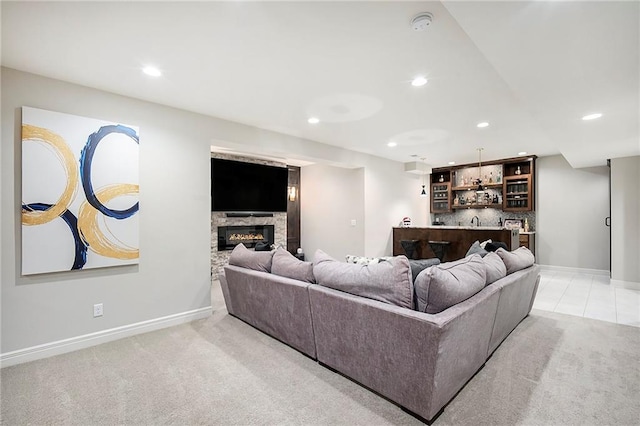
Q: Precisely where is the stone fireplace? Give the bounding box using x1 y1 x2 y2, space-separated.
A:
211 212 286 276
218 225 275 251
210 153 288 277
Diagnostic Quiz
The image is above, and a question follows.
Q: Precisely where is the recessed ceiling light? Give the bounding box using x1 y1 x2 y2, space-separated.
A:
518 151 527 156
448 161 456 165
411 76 428 87
387 141 397 147
477 122 489 128
582 113 602 121
142 66 162 77
307 117 320 124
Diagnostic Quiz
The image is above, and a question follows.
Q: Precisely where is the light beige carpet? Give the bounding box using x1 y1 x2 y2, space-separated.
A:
1 282 639 425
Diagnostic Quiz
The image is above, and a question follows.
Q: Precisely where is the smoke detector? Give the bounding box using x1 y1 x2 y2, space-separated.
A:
411 13 433 31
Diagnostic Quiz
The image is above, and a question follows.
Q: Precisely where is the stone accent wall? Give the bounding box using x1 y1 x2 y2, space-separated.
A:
211 212 287 276
210 152 287 278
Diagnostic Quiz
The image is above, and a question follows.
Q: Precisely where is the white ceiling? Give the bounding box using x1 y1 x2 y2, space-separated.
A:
2 1 638 169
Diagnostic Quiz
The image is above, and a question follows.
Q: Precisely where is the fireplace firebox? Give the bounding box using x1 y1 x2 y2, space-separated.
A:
218 225 275 251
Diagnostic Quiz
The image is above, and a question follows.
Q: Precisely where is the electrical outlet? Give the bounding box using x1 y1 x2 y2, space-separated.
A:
93 303 103 317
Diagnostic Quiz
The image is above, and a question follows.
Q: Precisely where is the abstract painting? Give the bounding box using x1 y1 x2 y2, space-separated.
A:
21 107 139 275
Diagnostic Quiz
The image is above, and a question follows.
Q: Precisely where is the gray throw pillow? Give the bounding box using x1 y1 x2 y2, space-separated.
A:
496 247 535 274
466 240 489 258
271 247 315 283
408 258 441 283
228 243 274 273
414 254 487 314
483 251 507 285
313 249 413 309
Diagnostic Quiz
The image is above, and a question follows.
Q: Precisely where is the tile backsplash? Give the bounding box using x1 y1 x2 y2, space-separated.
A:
433 209 536 231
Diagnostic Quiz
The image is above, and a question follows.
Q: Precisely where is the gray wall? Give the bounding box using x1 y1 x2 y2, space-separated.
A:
610 156 640 283
2 68 427 355
300 164 365 261
300 160 429 262
364 160 429 257
5 67 629 358
2 68 213 352
536 154 610 271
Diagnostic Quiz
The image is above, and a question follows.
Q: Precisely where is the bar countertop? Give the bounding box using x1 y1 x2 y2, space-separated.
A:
394 226 535 234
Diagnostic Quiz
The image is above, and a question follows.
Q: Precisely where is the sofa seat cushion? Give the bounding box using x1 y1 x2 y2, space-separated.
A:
313 250 413 309
228 243 274 273
496 247 535 274
414 254 487 313
483 252 507 285
272 247 316 283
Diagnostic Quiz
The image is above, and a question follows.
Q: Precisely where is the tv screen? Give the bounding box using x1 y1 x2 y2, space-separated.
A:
211 158 288 212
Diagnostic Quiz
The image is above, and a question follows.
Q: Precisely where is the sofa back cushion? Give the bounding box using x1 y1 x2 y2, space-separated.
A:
408 258 441 283
228 243 274 273
483 252 507 285
271 247 316 283
414 254 487 314
466 240 489 258
313 250 413 309
496 247 535 274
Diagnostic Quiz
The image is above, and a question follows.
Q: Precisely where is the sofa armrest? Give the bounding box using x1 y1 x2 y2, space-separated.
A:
218 271 234 316
488 264 540 355
308 283 500 421
223 265 316 358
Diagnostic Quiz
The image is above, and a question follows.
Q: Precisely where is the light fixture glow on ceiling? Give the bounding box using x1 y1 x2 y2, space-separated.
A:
142 66 162 77
448 161 456 165
307 117 320 124
518 151 527 156
411 76 428 87
387 141 397 147
582 113 602 121
477 122 489 128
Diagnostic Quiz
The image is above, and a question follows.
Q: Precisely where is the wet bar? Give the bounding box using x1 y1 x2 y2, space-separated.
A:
393 226 519 262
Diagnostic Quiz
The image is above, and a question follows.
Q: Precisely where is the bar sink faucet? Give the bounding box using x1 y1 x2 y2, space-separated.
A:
471 216 480 227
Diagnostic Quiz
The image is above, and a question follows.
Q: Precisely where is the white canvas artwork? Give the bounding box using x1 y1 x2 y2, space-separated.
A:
21 107 140 275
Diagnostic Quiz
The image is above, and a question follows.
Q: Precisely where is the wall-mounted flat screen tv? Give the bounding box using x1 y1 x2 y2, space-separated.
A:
211 158 288 212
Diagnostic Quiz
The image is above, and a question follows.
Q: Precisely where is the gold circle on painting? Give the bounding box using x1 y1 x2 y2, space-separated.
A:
21 125 79 225
78 183 139 260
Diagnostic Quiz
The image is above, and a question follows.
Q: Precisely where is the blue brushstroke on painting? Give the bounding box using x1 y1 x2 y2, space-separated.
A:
22 203 88 270
79 124 139 220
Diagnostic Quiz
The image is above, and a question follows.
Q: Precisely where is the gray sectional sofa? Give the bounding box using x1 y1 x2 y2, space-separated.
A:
219 244 540 423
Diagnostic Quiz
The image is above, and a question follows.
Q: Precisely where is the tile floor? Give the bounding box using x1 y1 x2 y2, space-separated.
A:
533 269 640 328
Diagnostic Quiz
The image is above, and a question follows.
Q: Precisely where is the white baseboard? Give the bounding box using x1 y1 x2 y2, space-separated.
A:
0 306 212 368
538 264 610 276
611 279 640 291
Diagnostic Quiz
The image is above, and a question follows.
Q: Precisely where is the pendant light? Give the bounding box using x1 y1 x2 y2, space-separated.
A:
420 157 428 197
